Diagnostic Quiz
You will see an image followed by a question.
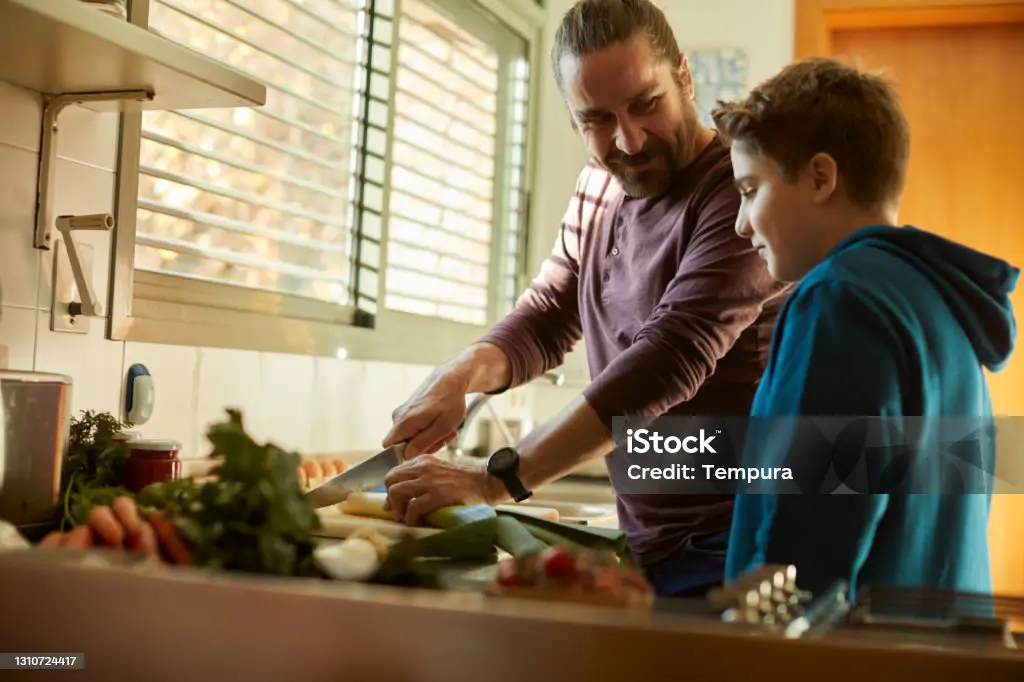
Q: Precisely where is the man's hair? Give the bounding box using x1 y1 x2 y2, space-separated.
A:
551 0 680 93
711 57 910 211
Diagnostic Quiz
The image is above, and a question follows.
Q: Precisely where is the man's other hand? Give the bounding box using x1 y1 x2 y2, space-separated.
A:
383 456 503 525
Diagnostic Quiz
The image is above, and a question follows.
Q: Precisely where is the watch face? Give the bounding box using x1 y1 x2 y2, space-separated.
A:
488 448 517 474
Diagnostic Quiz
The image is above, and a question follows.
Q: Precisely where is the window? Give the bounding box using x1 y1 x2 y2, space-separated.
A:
111 0 540 361
138 0 363 306
382 0 530 326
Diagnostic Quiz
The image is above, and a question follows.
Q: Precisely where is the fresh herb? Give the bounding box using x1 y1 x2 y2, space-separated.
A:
137 409 324 578
59 408 324 579
61 410 133 530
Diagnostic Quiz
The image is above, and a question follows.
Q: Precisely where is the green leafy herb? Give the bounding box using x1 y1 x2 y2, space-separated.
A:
59 408 325 579
137 409 324 578
61 410 133 530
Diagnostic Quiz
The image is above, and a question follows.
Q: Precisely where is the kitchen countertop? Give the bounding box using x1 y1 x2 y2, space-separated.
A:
0 547 1020 682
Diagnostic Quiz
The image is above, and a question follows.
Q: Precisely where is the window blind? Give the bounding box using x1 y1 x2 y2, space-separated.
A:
135 0 368 306
136 0 530 327
382 0 530 326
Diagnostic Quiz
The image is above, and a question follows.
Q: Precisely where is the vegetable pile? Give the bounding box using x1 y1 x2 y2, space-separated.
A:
56 407 645 603
59 408 323 578
494 545 653 602
135 410 323 577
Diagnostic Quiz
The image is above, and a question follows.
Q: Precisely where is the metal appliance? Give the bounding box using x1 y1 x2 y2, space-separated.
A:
683 563 1024 655
0 370 73 539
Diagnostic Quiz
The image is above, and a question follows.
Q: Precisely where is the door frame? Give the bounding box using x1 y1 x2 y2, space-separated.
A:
795 0 1024 57
794 0 1024 605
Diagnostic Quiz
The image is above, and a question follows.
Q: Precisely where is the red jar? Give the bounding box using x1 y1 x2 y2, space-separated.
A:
125 439 182 493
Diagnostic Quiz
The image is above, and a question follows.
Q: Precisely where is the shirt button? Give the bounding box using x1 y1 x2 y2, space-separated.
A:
611 246 619 256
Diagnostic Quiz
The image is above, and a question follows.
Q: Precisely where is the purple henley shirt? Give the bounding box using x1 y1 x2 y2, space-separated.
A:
478 135 790 566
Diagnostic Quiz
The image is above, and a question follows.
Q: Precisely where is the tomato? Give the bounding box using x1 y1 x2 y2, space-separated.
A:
541 545 578 582
497 558 523 587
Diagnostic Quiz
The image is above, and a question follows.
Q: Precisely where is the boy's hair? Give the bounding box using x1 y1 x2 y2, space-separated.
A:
711 57 910 211
551 0 680 93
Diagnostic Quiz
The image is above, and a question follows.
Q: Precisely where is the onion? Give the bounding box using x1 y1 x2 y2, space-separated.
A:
315 537 381 581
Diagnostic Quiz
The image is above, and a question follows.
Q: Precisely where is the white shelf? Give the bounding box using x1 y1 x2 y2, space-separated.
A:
0 0 267 111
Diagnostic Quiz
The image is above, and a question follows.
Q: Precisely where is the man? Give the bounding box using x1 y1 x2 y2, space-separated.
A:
711 57 1019 597
381 0 789 598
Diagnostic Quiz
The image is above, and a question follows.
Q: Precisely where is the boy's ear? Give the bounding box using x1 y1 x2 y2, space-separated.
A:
807 152 839 204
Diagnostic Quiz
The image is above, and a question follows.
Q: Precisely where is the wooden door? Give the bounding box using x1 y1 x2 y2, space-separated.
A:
803 8 1024 598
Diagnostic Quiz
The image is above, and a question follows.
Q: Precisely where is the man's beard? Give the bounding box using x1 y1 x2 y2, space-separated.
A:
605 135 683 198
603 95 698 198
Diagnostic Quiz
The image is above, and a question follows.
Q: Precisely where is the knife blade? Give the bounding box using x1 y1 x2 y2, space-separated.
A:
304 443 406 510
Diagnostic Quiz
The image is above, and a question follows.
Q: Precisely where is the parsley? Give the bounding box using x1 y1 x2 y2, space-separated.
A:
61 410 133 530
136 409 324 578
60 408 324 578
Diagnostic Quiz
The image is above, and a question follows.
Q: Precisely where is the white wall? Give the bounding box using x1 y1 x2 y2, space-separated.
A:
0 0 794 461
664 0 795 91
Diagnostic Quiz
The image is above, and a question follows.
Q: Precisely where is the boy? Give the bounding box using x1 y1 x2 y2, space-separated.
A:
710 57 1019 598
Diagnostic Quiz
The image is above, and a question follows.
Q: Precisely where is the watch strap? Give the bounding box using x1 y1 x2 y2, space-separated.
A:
488 448 533 503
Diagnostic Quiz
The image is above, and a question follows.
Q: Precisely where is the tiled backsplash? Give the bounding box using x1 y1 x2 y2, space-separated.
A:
0 79 574 460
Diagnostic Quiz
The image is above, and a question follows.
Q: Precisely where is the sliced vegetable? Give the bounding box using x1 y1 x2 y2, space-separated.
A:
425 504 496 529
336 491 397 521
495 515 546 558
496 508 626 554
370 517 500 586
415 517 498 561
519 525 587 551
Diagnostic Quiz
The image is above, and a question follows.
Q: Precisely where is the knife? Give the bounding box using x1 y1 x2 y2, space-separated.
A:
304 443 407 510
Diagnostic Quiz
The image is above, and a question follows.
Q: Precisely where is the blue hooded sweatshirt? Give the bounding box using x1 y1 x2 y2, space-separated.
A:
725 225 1019 599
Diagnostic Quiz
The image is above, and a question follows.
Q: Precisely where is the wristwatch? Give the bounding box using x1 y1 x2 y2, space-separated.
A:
485 447 532 503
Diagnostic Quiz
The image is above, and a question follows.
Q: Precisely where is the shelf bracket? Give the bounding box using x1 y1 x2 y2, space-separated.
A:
34 89 153 250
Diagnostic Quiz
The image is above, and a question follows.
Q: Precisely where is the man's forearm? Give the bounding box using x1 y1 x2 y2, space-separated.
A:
450 343 513 395
487 395 613 501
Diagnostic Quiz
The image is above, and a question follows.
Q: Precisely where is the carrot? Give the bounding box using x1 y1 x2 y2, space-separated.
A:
333 459 347 474
148 510 192 565
296 465 308 489
64 525 93 549
128 522 160 559
38 531 66 548
89 505 125 546
321 460 338 478
112 496 144 537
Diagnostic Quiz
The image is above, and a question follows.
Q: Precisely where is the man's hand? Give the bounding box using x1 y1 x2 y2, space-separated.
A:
38 497 192 565
383 343 512 460
382 368 469 460
383 456 505 525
